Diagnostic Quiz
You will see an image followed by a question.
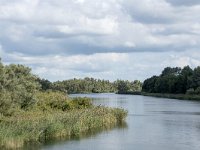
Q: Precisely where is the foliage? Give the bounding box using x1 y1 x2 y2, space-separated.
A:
0 61 40 115
142 66 200 95
0 107 127 149
186 88 195 95
39 77 116 94
0 59 128 149
35 91 92 111
195 87 200 94
115 80 142 94
38 77 142 95
37 78 52 91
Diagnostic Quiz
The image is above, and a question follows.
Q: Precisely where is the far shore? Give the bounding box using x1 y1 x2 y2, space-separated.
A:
116 92 200 101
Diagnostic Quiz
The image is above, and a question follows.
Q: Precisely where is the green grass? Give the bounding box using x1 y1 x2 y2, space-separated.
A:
0 106 127 149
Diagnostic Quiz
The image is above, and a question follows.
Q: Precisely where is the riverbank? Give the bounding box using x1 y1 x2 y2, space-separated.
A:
0 106 127 149
117 91 200 101
0 91 127 149
116 91 141 95
142 92 200 101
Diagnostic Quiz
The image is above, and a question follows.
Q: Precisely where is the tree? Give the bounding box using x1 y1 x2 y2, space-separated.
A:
142 76 159 93
142 66 200 95
161 67 181 77
0 58 5 90
176 66 193 93
0 63 40 114
191 67 200 90
131 80 142 92
116 80 130 93
37 78 52 91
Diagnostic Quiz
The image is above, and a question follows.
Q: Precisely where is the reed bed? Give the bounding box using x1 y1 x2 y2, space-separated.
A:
0 106 127 149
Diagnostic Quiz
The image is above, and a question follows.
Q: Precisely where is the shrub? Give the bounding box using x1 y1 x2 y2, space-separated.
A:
35 91 69 111
186 88 195 95
35 92 92 111
70 97 92 109
0 91 12 116
195 87 200 95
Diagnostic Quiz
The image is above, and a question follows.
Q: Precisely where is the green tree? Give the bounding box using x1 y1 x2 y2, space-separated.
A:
116 80 130 94
131 80 142 92
191 67 200 90
161 67 181 76
37 78 52 91
142 76 159 93
0 63 40 114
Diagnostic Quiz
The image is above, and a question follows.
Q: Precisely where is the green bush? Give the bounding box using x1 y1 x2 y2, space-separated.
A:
186 88 195 95
0 91 12 116
35 92 92 111
70 97 92 109
195 87 200 94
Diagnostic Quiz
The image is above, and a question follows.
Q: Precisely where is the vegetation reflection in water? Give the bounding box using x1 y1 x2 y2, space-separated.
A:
23 121 127 150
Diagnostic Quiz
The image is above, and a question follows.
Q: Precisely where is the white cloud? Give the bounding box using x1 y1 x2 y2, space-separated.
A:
1 0 200 81
2 48 200 81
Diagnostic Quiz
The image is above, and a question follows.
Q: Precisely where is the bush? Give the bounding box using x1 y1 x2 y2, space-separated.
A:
35 92 92 111
70 97 92 109
35 91 70 111
195 87 200 95
186 88 195 95
0 91 12 116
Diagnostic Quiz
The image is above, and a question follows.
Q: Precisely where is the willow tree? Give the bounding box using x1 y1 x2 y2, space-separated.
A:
0 60 40 115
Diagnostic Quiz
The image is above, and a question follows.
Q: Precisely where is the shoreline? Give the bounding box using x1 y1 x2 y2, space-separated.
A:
117 92 200 101
141 92 200 101
0 106 127 149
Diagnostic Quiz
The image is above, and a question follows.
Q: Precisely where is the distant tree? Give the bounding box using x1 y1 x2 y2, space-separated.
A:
191 67 200 90
176 66 193 93
195 87 200 94
142 66 200 95
37 78 52 91
51 78 116 94
131 80 142 92
116 80 130 93
142 76 159 93
161 67 181 77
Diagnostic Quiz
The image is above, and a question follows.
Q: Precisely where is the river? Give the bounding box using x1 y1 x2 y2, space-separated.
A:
41 93 200 150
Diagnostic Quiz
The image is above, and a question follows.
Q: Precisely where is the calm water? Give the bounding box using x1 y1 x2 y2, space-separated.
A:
41 93 200 150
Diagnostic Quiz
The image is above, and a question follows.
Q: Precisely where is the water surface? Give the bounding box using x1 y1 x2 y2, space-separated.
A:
41 93 200 150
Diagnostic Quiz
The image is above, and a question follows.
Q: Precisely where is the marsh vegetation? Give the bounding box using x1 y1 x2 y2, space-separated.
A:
0 60 127 149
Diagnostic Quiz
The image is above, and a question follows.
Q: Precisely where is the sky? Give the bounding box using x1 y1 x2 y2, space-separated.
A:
0 0 200 81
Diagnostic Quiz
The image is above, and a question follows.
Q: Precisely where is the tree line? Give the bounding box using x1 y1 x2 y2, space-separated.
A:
142 66 200 94
38 78 142 94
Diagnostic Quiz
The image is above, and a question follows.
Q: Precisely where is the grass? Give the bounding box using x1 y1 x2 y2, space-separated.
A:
0 106 127 149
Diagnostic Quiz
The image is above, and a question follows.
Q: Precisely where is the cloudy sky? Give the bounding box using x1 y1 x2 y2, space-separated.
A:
0 0 200 81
